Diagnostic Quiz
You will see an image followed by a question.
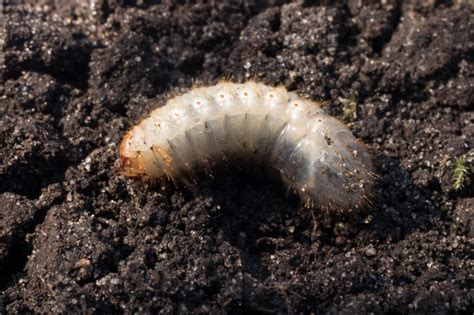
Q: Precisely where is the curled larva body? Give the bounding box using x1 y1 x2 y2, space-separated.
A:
120 81 374 210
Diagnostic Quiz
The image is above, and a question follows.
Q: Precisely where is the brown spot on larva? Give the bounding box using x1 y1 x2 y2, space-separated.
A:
324 133 332 145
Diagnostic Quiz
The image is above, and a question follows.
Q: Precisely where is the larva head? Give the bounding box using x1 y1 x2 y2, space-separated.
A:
119 130 146 177
119 125 171 179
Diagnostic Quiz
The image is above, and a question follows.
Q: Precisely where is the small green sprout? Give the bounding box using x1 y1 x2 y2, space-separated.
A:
338 94 358 120
453 149 473 191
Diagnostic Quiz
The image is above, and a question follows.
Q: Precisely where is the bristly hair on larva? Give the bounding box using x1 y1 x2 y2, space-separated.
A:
119 80 376 212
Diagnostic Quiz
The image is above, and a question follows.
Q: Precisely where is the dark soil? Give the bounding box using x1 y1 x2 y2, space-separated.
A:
1 0 473 314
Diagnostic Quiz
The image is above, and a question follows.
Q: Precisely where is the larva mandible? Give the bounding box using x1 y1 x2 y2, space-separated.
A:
119 81 375 210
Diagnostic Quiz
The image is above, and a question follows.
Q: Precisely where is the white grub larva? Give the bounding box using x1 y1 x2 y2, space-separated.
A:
119 81 375 211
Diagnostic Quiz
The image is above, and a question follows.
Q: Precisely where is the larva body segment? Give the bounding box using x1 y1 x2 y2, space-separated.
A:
120 81 374 210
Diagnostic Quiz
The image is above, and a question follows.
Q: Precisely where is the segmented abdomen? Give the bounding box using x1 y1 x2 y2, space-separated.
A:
119 81 374 210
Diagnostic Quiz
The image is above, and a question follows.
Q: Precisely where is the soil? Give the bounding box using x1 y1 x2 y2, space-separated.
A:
1 0 473 314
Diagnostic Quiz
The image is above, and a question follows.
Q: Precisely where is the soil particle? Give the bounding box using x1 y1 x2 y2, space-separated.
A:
1 1 473 313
